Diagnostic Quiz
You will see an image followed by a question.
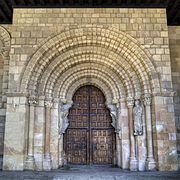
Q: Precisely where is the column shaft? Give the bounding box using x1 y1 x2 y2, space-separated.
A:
43 99 52 170
50 99 59 169
58 102 64 167
144 95 156 170
45 106 51 156
127 98 138 171
25 97 37 170
28 105 35 155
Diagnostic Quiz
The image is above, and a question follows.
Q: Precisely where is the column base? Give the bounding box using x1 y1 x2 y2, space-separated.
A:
24 155 35 170
43 154 52 171
58 157 64 168
129 157 138 171
146 158 156 171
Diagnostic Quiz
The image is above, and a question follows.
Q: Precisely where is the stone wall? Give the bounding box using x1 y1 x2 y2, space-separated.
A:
0 26 11 169
0 8 178 171
168 26 180 168
8 8 171 93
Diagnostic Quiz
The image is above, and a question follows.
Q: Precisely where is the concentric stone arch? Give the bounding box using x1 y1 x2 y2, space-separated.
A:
0 26 11 95
20 25 161 100
0 25 11 56
65 78 114 104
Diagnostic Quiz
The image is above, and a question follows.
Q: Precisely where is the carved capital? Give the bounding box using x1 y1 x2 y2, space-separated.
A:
134 93 141 100
28 96 37 106
127 97 134 108
144 94 152 106
37 96 45 107
53 98 60 104
120 97 126 103
45 100 53 108
52 98 59 109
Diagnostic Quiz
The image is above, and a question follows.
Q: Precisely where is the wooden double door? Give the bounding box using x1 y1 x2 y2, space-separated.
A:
64 85 115 165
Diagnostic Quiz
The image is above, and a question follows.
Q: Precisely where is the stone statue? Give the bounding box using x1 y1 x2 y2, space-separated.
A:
59 103 72 136
107 104 118 129
133 99 143 136
60 111 69 134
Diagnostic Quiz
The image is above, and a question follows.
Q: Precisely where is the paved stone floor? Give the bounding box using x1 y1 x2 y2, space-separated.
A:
0 166 180 180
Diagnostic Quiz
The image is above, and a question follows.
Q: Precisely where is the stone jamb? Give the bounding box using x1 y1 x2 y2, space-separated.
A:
24 95 37 170
3 93 29 170
127 97 138 171
43 98 53 170
144 94 156 171
50 98 59 169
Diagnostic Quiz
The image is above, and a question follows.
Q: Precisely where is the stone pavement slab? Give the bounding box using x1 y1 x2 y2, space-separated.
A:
0 166 180 180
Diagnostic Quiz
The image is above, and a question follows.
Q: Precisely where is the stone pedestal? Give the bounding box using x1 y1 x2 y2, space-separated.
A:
43 154 52 171
130 157 138 171
146 157 156 171
25 155 35 170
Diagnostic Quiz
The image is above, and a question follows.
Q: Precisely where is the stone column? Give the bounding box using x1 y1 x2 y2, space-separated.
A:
116 102 122 167
58 101 64 167
43 99 53 170
34 96 45 170
25 96 37 170
50 98 59 169
144 94 156 170
120 98 129 169
127 97 138 171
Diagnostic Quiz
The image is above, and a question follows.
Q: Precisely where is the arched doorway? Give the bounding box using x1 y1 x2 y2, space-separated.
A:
64 85 116 165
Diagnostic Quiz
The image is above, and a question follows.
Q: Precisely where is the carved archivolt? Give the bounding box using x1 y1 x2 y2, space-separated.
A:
20 25 161 101
0 26 11 56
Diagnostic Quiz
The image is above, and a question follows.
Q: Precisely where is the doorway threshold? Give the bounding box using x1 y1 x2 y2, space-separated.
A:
68 164 118 170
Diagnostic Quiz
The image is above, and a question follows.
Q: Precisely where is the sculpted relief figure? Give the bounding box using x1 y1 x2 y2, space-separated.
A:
107 104 118 129
60 110 69 134
59 103 72 136
133 99 143 136
108 104 122 139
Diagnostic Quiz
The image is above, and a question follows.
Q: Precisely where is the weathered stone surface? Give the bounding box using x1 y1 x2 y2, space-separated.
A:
168 26 180 169
0 8 179 171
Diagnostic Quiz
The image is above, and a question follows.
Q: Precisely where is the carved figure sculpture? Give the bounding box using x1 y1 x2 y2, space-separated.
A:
59 103 72 135
107 104 117 129
108 104 122 139
133 99 143 136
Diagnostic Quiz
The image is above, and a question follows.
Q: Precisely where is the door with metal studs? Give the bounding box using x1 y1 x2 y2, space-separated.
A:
64 85 115 165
